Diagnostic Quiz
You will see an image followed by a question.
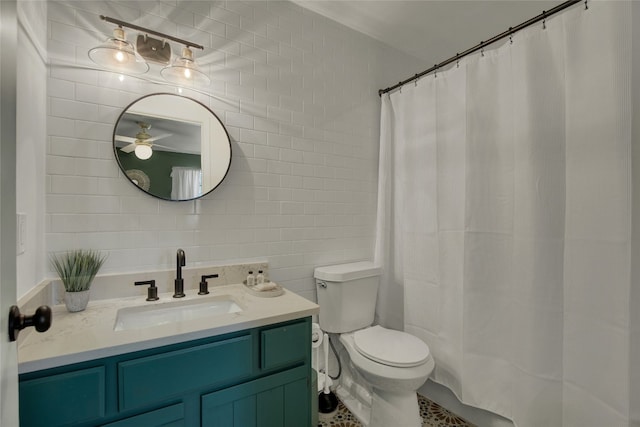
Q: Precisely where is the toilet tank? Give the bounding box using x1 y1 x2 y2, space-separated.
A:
314 261 381 333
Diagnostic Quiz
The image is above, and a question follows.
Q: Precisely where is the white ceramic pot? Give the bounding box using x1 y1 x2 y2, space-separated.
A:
64 290 90 312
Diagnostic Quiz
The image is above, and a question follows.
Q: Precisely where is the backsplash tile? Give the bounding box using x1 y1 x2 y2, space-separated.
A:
37 261 270 305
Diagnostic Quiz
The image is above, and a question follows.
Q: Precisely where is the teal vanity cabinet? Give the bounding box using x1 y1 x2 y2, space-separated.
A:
19 317 312 427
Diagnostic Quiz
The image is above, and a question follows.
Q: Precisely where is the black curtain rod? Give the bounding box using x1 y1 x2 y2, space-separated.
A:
379 0 584 96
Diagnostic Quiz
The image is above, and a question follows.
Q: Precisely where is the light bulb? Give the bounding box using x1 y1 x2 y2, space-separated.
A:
184 68 191 79
134 144 153 160
115 51 125 62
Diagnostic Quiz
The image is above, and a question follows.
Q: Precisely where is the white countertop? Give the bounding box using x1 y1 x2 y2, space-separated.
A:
18 283 319 374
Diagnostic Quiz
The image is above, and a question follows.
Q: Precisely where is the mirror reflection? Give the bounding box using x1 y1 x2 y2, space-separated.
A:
113 93 231 201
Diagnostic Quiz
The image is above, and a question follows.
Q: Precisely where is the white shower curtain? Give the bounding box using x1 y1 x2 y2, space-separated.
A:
376 2 636 426
170 167 202 199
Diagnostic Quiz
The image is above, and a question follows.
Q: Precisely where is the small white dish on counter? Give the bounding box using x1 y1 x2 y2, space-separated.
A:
244 282 284 297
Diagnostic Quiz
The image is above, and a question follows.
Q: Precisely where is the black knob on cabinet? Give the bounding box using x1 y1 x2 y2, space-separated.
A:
8 305 52 342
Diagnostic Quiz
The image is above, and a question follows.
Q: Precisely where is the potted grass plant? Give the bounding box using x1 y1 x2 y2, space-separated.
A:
50 249 107 312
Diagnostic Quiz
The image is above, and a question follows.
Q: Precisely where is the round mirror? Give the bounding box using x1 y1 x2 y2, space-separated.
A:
113 93 232 201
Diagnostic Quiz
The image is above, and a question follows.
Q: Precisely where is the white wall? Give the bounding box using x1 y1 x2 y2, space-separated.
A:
43 0 424 301
631 2 640 425
17 0 47 299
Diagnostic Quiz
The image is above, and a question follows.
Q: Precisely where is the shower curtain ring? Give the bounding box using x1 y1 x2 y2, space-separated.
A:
456 53 460 68
509 28 513 44
414 74 419 86
434 65 438 78
584 0 588 9
542 11 547 29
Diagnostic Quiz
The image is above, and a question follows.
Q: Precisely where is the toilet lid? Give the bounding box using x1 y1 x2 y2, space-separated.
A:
353 326 430 368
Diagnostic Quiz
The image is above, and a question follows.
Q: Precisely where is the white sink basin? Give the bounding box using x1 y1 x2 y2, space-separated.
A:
114 296 242 331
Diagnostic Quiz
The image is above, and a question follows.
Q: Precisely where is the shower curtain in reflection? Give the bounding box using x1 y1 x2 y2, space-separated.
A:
375 3 637 426
170 166 202 200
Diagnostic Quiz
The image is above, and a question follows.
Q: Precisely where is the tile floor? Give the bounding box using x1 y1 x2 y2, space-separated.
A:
318 394 475 427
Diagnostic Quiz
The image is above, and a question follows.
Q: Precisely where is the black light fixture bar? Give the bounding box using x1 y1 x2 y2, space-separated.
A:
100 15 204 50
379 0 583 96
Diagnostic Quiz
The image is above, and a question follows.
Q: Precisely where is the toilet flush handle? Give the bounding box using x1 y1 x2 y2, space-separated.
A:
317 281 327 289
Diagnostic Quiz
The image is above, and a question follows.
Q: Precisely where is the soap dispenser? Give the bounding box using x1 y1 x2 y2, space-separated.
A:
246 271 255 286
256 270 265 285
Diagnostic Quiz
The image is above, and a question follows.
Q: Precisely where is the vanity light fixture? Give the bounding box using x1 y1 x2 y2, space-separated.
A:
89 15 209 87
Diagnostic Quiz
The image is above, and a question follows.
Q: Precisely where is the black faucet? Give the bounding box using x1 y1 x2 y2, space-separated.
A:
174 249 186 298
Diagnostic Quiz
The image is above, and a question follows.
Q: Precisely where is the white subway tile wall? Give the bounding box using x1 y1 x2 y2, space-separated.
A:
46 0 424 302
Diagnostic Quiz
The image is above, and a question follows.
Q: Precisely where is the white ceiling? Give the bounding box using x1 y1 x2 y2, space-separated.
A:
294 1 563 63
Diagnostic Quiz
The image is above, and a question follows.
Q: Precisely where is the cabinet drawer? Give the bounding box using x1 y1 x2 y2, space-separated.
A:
20 366 105 427
118 335 252 410
261 321 309 370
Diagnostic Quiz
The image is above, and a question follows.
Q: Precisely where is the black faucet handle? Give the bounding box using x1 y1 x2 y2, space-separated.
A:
135 280 159 301
199 274 219 295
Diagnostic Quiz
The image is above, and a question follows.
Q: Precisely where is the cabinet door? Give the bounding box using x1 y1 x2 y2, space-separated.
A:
201 366 310 427
19 366 105 427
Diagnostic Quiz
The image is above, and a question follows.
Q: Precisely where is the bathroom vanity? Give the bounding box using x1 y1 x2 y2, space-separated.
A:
17 283 318 426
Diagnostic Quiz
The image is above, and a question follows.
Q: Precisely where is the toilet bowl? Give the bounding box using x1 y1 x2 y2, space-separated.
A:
339 326 434 426
314 262 435 427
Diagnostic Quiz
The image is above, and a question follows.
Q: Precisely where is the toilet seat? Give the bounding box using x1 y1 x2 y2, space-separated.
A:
353 326 430 368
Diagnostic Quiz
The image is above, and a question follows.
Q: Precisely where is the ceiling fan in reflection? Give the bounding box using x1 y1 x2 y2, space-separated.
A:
115 122 174 160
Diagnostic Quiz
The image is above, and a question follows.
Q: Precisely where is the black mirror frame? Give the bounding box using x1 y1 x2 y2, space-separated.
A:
113 93 232 202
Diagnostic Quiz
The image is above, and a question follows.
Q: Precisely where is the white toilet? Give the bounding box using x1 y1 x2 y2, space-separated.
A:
314 261 434 427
